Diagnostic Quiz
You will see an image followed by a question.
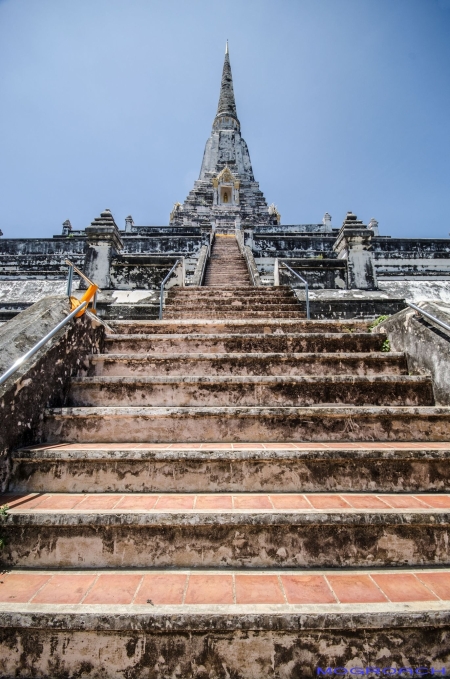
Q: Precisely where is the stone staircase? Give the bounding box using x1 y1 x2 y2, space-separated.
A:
1 295 450 674
204 234 251 287
164 234 305 320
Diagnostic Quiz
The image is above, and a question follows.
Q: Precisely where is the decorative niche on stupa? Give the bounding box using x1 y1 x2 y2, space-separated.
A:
212 167 240 207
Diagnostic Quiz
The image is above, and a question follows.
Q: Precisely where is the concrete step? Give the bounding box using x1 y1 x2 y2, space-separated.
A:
107 319 371 335
175 286 291 295
165 304 303 313
169 292 296 301
172 288 293 296
163 310 307 319
97 304 159 321
204 273 249 278
43 405 450 443
167 292 300 307
202 280 252 285
204 269 249 274
0 567 448 676
205 262 248 267
204 272 249 277
204 270 249 274
103 332 388 354
1 491 450 568
90 352 408 377
68 375 433 408
11 443 450 494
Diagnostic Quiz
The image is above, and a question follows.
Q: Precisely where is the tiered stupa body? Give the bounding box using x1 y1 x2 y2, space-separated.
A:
170 44 277 231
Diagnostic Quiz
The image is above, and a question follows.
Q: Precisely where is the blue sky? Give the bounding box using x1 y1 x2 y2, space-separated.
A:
0 0 449 239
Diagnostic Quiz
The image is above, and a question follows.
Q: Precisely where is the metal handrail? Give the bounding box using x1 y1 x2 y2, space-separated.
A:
66 259 100 313
279 261 310 319
0 301 88 386
200 232 215 286
407 301 450 334
235 231 259 286
159 259 183 319
65 259 99 294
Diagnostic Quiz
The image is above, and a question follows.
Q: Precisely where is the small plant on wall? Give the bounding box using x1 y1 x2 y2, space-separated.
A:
368 315 389 332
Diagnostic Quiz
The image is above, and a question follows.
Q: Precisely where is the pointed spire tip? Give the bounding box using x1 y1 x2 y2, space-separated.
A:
225 40 228 54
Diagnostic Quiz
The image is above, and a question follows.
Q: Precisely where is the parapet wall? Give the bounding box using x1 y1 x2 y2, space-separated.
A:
0 297 105 490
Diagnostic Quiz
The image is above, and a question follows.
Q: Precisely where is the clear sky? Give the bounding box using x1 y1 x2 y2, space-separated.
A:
0 0 449 239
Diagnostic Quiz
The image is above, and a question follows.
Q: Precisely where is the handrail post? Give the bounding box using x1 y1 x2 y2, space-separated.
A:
66 264 74 297
159 258 182 320
280 261 310 320
304 281 310 320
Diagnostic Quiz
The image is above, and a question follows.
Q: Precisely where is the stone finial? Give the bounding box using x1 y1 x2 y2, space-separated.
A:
268 203 281 224
88 208 118 229
62 219 72 236
170 202 182 223
125 215 134 233
341 211 364 228
368 218 379 236
322 213 332 231
0 229 3 237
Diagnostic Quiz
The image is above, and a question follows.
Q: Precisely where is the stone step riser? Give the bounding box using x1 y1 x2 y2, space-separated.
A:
11 449 448 494
173 287 290 294
2 516 448 569
204 272 249 276
107 321 370 335
205 262 248 266
104 334 389 354
168 291 296 298
203 280 251 285
168 299 298 306
204 269 249 273
163 312 307 319
0 619 444 679
165 304 302 311
44 407 450 443
91 354 407 377
69 376 433 408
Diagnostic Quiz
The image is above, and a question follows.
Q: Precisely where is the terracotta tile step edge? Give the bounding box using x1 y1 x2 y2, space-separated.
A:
0 569 450 621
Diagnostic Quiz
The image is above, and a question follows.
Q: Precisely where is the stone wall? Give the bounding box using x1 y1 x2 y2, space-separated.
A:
376 301 450 406
0 296 105 491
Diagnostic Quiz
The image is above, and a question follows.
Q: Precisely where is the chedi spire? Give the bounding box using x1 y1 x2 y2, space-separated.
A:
214 41 239 127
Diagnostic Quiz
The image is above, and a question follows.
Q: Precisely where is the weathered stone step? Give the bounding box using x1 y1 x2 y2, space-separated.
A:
171 288 293 297
44 405 450 443
204 262 248 268
90 352 407 377
0 568 448 677
183 284 292 297
1 492 449 568
167 299 298 308
175 286 291 295
163 310 307 319
104 332 387 354
108 319 370 335
203 279 251 286
12 443 449 494
68 375 432 408
165 303 302 313
203 273 250 278
204 270 249 275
